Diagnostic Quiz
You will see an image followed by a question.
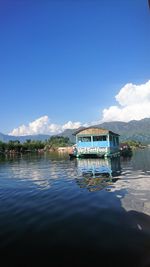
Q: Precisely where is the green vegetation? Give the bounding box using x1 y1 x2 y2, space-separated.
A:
122 140 143 148
47 136 71 147
121 140 146 149
0 136 72 154
119 139 146 157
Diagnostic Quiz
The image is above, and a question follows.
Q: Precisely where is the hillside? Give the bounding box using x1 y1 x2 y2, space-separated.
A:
59 118 150 144
97 118 150 144
1 118 150 144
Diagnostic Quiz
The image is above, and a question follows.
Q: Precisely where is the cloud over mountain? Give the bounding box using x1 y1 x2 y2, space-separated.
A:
9 116 82 136
102 80 150 122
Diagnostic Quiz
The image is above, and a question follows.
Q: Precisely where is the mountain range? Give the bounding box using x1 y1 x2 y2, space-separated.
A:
1 118 150 144
59 118 150 144
0 133 50 143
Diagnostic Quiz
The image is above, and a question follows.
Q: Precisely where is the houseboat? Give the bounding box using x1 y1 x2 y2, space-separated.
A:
70 127 120 158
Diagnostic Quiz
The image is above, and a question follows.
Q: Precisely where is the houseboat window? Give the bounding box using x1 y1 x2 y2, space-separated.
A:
78 136 91 142
116 136 119 145
113 136 118 145
93 135 107 141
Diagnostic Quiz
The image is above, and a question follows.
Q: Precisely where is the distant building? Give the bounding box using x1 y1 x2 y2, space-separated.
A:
73 127 120 158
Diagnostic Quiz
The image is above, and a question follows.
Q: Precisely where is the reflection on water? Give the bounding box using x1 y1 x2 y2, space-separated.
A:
1 151 150 266
0 152 77 190
111 149 150 217
76 157 121 191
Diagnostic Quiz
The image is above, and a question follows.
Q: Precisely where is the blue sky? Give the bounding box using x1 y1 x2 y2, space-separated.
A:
0 0 150 135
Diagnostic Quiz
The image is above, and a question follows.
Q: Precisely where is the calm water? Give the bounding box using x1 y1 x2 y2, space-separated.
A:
1 150 150 266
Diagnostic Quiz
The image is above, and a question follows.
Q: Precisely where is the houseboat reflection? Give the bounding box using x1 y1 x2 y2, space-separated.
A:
76 157 121 192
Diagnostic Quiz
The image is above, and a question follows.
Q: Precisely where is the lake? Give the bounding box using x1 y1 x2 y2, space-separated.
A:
0 149 150 266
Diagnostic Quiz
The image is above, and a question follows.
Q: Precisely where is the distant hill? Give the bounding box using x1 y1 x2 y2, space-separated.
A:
1 118 150 144
97 118 150 144
0 133 51 143
58 118 150 144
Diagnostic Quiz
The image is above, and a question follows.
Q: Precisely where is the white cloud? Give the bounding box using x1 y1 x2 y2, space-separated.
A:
9 80 150 136
9 116 82 136
62 121 82 130
102 80 150 122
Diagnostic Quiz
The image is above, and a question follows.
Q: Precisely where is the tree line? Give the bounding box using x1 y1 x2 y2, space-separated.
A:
122 140 144 148
0 136 72 154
